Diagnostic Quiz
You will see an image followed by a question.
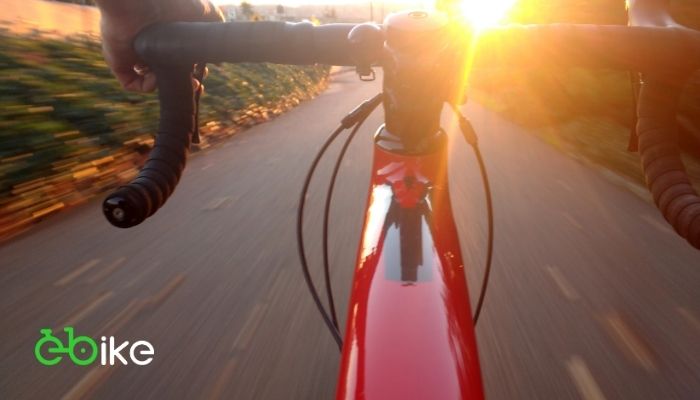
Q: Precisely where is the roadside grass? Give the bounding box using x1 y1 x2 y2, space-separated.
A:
0 31 329 239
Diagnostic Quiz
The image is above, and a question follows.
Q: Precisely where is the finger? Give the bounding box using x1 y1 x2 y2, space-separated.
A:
102 40 148 91
134 64 151 76
205 2 226 22
139 72 158 92
115 70 157 92
174 0 225 23
197 0 225 22
105 48 156 92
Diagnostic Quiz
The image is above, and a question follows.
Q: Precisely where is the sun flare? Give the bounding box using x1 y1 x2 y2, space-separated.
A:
458 0 516 30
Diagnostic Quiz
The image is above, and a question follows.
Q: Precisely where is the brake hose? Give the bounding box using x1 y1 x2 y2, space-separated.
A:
297 94 383 349
321 93 384 331
450 104 495 326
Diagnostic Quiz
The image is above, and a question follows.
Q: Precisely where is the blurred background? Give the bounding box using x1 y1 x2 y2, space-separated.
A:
1 1 699 399
2 0 698 240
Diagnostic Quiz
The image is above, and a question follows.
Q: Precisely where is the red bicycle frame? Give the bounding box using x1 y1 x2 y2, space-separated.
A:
336 127 484 399
333 12 485 399
97 3 700 399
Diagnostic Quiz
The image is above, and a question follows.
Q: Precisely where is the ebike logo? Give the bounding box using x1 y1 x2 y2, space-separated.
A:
34 327 154 366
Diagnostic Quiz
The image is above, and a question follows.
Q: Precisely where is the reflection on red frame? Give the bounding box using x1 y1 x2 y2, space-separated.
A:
337 141 485 400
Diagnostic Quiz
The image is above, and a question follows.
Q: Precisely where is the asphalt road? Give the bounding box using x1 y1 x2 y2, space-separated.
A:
1 73 699 400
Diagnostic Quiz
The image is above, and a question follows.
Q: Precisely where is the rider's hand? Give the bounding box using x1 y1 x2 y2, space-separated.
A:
95 0 224 92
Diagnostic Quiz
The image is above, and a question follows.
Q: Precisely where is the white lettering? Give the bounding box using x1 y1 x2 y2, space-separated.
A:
109 337 129 365
130 341 154 366
100 336 107 365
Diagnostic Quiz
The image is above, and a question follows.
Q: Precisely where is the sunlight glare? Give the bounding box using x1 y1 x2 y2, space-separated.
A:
459 0 516 30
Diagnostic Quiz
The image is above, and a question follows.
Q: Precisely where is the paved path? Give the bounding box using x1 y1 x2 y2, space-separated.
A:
1 73 699 399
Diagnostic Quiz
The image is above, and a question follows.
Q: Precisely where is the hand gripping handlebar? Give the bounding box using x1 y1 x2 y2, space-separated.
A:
103 21 367 228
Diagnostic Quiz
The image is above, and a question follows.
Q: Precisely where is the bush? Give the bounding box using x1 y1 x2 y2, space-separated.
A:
0 31 329 237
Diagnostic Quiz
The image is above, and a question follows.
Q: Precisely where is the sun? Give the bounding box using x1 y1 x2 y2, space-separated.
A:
458 0 516 30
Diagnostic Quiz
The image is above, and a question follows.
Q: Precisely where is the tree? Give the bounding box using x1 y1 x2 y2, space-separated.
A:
324 6 337 20
240 2 255 20
276 5 285 15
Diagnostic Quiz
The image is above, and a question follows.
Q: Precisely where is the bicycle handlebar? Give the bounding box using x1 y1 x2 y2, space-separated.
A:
631 3 700 249
127 20 700 73
103 21 369 228
102 13 700 249
474 25 700 77
132 21 362 67
103 66 194 228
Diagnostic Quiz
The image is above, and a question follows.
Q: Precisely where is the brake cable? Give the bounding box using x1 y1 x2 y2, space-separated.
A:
297 94 383 350
450 104 495 326
322 93 384 330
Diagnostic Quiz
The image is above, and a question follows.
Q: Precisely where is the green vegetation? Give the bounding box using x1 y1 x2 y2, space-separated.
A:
0 31 328 238
471 0 700 186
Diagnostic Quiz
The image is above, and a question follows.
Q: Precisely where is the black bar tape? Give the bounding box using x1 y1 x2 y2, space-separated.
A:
102 21 379 229
133 21 359 67
637 78 700 249
476 23 700 249
475 25 700 78
103 67 195 228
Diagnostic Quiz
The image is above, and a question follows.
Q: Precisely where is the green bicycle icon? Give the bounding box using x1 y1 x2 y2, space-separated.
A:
34 327 98 366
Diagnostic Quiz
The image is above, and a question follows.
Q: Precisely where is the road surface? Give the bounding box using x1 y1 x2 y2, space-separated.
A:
1 73 699 400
